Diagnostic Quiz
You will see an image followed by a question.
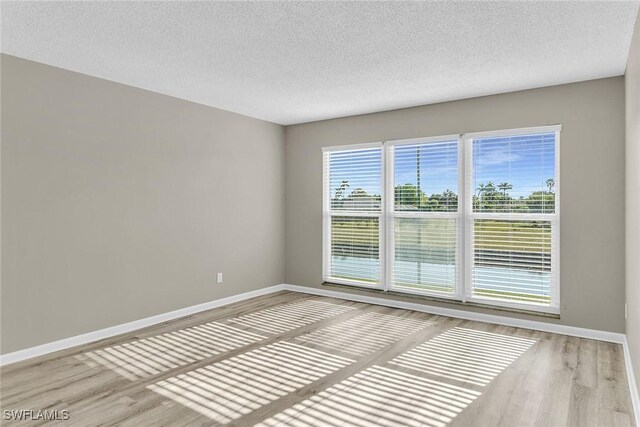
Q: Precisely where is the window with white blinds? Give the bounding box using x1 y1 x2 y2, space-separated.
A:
465 130 559 310
390 139 459 296
322 126 560 314
324 145 382 286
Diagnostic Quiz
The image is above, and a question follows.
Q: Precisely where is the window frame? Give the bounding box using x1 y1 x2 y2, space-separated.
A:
322 142 385 290
462 125 561 314
384 135 464 301
322 125 561 314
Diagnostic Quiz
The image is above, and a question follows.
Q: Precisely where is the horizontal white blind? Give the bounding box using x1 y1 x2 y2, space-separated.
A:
390 139 459 297
472 132 555 214
322 126 559 313
328 148 382 212
394 141 458 212
325 147 382 285
393 218 457 294
468 131 557 307
330 216 380 283
472 220 552 305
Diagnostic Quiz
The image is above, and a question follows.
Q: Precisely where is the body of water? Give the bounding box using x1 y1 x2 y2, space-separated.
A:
331 256 551 297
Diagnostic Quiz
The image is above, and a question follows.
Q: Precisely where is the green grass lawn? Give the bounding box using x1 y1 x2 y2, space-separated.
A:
331 217 551 254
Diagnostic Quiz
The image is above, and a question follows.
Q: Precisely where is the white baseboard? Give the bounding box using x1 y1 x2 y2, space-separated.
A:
280 284 627 343
0 282 628 363
0 284 286 367
623 337 640 425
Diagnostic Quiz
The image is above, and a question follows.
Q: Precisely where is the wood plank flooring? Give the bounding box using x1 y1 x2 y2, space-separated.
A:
0 291 635 426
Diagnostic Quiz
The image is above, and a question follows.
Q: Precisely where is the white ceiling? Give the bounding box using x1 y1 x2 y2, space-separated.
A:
2 1 639 125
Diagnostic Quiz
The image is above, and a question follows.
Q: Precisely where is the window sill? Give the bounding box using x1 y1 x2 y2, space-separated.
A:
322 281 561 319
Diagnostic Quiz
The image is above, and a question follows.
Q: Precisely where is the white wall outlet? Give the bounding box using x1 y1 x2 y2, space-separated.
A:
625 303 628 320
217 272 223 284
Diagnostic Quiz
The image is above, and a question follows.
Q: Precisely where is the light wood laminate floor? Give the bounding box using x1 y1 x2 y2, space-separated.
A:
0 291 635 426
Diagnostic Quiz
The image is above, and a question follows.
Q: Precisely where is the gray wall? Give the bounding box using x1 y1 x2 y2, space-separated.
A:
625 10 640 393
1 55 285 353
285 77 626 333
1 52 631 355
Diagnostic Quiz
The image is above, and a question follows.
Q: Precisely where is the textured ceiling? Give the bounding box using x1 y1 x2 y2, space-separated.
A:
2 1 639 125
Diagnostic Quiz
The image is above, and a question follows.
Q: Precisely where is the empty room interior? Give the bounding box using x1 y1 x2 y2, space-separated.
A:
2 1 640 426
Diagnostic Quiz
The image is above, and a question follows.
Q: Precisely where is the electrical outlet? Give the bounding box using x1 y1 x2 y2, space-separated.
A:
625 303 628 320
217 272 223 284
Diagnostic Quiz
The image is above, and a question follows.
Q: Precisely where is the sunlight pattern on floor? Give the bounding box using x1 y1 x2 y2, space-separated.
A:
147 341 354 424
388 327 537 386
81 322 265 380
227 299 355 335
256 365 480 427
294 312 433 356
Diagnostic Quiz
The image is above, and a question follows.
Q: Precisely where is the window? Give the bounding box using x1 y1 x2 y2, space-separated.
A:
389 138 460 297
464 130 559 310
323 144 383 286
323 126 560 313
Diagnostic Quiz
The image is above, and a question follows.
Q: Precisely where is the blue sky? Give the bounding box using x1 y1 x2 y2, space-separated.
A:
329 132 555 199
471 133 555 198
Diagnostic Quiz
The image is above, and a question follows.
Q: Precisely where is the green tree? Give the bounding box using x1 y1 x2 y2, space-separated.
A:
484 181 497 194
546 178 555 193
335 180 349 199
476 183 488 198
475 181 500 211
341 188 381 210
498 182 513 197
395 184 426 209
526 191 555 213
441 189 458 210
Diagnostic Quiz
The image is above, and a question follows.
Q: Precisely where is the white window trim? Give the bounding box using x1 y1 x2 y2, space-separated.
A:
384 136 463 301
322 143 384 289
322 125 561 315
463 125 561 314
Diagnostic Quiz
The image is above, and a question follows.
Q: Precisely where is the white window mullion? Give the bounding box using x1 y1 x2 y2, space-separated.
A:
379 144 386 290
550 217 560 310
393 211 459 219
463 135 474 303
322 151 331 281
457 134 466 302
384 144 394 291
468 212 556 221
551 129 561 310
329 210 381 218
